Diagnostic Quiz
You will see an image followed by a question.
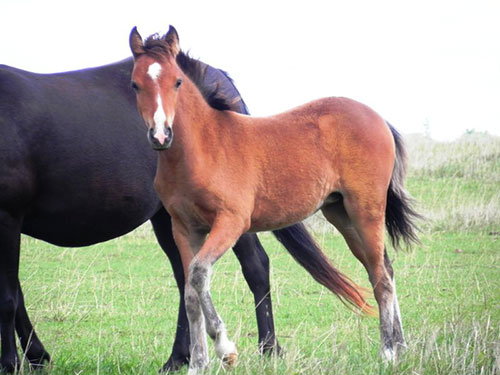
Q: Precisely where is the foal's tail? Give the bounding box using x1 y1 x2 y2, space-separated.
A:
385 123 422 249
273 224 375 315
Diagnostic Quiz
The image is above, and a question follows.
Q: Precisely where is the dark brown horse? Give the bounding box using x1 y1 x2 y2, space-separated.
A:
130 26 420 373
0 47 344 373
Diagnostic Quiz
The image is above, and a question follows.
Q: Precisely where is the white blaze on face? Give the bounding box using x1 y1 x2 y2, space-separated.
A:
147 62 172 145
152 93 168 144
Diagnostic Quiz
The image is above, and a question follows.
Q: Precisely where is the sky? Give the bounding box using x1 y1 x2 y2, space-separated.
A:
2 0 499 141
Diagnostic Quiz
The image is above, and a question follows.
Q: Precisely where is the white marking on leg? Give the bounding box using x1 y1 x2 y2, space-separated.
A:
392 277 407 352
382 347 395 363
189 261 238 362
381 296 395 364
379 277 395 363
185 284 209 371
187 367 203 375
215 329 237 359
393 278 403 332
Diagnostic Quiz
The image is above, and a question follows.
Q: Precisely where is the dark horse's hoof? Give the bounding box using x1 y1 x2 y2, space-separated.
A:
27 350 51 369
159 355 190 374
261 342 283 357
0 360 17 374
0 350 50 374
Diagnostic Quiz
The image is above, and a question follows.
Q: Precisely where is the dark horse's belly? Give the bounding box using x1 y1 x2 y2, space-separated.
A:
22 202 160 247
20 121 161 247
21 143 161 247
22 179 160 247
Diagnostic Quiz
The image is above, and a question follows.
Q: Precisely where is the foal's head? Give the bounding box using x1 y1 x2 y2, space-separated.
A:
129 26 183 150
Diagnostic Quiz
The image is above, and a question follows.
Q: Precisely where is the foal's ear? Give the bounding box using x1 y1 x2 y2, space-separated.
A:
129 26 145 58
163 25 180 56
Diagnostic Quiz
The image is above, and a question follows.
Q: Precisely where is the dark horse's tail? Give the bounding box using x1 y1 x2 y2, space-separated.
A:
273 225 374 315
385 123 421 249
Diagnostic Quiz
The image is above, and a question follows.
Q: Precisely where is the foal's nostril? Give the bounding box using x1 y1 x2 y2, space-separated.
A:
147 127 159 145
148 127 156 139
165 127 173 142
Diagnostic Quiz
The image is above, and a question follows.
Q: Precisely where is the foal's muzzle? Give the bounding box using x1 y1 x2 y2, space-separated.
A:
148 126 173 150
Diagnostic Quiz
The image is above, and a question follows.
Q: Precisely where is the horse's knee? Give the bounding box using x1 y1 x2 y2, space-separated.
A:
188 260 210 293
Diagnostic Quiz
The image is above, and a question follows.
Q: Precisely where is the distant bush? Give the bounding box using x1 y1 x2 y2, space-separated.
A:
404 132 499 233
406 132 500 181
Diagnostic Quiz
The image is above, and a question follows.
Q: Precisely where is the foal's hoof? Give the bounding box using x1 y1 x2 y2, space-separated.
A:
222 353 238 368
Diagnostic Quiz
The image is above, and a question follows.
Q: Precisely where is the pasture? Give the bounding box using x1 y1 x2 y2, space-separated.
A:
15 132 500 374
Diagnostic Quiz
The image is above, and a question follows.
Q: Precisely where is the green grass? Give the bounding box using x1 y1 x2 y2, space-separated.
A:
17 231 500 375
13 133 500 374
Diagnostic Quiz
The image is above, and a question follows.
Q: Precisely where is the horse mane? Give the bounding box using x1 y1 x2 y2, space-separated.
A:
143 35 248 113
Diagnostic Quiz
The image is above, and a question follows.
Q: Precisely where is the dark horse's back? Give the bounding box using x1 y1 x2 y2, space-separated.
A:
0 60 159 246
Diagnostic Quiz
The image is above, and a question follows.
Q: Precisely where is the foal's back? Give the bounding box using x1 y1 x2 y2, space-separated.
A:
222 97 395 231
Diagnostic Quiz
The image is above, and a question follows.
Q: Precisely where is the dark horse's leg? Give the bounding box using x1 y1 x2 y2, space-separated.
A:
150 209 190 372
15 280 51 368
231 234 280 355
0 210 50 374
150 208 281 373
0 210 21 372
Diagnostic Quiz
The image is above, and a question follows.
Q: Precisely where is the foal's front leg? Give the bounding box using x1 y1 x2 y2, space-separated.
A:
170 222 209 372
188 215 248 368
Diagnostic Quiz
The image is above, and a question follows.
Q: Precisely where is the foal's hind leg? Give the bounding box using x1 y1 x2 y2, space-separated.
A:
383 250 406 351
322 199 403 362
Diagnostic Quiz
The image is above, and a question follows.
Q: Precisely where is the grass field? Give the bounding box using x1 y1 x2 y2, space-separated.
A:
15 133 500 374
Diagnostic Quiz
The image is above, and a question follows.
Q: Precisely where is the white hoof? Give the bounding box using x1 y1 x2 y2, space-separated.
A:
215 336 238 367
382 347 395 363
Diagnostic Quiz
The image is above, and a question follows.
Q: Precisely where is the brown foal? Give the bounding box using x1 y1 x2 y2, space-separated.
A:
129 26 419 373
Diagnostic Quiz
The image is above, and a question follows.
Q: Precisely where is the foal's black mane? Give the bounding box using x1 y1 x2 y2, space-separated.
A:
143 35 246 113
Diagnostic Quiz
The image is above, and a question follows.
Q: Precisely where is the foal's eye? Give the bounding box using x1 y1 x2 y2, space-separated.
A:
131 81 140 92
174 78 183 89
